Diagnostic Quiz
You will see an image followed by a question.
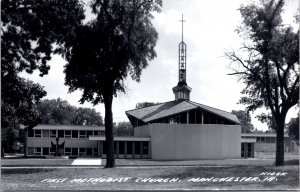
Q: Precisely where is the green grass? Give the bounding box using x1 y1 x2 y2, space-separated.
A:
1 158 299 190
1 158 74 167
1 157 277 167
2 164 299 191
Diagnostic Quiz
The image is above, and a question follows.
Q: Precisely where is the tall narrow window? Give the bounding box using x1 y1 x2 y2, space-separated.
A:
143 142 149 155
79 131 86 138
94 148 98 156
114 141 117 154
135 141 140 155
58 130 64 138
86 148 93 156
204 113 209 124
127 141 132 155
79 148 85 156
87 131 93 138
72 148 78 156
72 130 78 138
119 141 125 154
65 130 71 138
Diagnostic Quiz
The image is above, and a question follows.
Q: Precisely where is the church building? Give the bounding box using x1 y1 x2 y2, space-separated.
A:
125 15 241 160
22 15 244 160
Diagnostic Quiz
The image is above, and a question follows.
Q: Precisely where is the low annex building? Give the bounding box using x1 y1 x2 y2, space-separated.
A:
24 125 297 158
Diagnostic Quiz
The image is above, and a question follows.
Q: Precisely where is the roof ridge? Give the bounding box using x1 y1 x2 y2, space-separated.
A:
188 100 233 115
125 100 177 113
141 100 182 121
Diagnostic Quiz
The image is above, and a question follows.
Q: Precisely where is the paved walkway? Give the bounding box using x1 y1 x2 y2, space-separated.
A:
71 157 102 165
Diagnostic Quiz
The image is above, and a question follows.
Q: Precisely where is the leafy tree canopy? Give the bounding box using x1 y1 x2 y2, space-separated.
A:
1 78 46 155
64 0 162 168
73 107 104 126
64 0 161 104
38 98 103 126
231 110 255 133
226 0 299 166
1 0 85 77
1 0 85 156
113 121 133 136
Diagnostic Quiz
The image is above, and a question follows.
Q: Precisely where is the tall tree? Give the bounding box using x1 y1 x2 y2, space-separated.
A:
64 0 162 168
1 77 46 156
1 0 85 155
225 0 299 165
231 110 254 133
1 0 85 77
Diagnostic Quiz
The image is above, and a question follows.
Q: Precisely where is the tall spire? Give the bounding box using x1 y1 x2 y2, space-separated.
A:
180 14 185 42
172 14 192 101
178 14 187 83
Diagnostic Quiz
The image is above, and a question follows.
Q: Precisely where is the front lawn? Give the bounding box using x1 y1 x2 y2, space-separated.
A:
1 164 299 191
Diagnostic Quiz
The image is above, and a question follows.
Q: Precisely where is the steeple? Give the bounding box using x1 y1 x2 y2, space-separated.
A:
173 14 192 101
179 14 186 83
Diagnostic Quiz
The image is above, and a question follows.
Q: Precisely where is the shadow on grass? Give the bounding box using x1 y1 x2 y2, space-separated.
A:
1 168 55 175
284 159 299 165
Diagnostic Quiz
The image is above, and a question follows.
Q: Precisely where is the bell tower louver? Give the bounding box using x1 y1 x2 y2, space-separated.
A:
172 14 192 101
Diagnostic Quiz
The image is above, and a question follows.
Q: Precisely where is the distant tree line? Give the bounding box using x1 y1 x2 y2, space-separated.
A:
113 121 134 136
135 102 161 109
231 110 255 133
39 99 134 135
38 98 103 126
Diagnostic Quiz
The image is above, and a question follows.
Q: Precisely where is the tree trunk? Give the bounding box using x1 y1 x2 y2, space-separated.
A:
104 93 115 168
23 128 27 157
275 118 285 166
1 143 5 157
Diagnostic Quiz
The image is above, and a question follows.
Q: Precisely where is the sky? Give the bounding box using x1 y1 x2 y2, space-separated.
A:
20 0 299 131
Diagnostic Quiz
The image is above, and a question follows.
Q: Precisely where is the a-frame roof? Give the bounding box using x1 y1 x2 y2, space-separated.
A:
125 100 240 124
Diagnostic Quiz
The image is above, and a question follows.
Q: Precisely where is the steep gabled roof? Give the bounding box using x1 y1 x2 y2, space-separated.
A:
125 100 240 124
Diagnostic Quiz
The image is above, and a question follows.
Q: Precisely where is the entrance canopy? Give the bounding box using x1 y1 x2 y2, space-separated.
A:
89 136 151 141
241 138 256 143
